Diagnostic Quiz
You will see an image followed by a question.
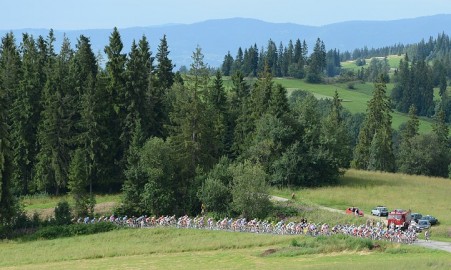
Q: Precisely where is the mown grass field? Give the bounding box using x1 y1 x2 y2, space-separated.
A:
22 193 121 219
11 168 451 269
340 54 404 72
275 78 434 134
1 227 450 269
274 169 451 241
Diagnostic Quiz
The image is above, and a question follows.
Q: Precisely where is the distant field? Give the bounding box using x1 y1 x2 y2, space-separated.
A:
1 227 450 269
275 78 433 133
341 54 403 72
223 54 443 134
22 193 120 219
275 169 451 241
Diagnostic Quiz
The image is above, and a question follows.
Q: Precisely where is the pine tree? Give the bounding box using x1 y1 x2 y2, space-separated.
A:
122 118 146 215
353 75 394 171
398 105 420 173
124 38 151 148
233 47 244 74
168 46 213 213
104 27 127 182
0 33 17 223
268 84 289 118
307 38 326 83
432 108 449 146
251 64 274 118
207 70 228 157
153 35 174 138
34 36 73 194
13 34 42 195
230 71 251 157
68 148 90 217
137 35 154 138
72 36 100 195
321 90 353 169
221 51 234 76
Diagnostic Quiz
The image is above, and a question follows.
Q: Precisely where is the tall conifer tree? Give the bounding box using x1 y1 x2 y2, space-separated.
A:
0 33 18 223
353 75 394 172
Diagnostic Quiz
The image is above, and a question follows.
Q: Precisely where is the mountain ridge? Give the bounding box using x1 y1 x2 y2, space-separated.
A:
2 14 451 67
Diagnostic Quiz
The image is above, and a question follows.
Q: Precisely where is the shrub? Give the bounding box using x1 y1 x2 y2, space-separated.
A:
54 201 72 225
25 222 118 241
197 177 231 215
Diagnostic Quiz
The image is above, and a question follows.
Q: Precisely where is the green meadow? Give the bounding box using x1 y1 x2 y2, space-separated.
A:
1 227 450 269
6 168 450 269
224 54 439 134
275 169 451 241
276 78 434 133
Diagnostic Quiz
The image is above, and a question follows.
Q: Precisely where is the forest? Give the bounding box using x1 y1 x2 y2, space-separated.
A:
0 28 450 227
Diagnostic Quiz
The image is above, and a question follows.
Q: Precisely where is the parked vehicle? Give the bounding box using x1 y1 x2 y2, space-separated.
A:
411 213 423 223
346 207 364 217
421 215 438 225
387 209 411 230
371 206 388 217
414 219 431 232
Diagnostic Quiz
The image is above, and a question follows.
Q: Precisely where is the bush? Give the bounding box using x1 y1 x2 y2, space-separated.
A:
269 204 300 220
197 177 231 215
54 201 72 225
306 72 323 83
24 222 118 241
355 58 366 66
230 161 271 218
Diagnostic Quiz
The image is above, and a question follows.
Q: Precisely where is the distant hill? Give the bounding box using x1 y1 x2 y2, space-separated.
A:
2 14 451 68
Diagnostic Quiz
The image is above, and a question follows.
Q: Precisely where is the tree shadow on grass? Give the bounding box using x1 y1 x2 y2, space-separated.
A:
338 175 404 188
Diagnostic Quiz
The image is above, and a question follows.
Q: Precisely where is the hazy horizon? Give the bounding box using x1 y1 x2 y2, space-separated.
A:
2 0 451 30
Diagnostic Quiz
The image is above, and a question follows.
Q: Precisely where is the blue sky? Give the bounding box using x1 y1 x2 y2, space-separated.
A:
2 0 451 30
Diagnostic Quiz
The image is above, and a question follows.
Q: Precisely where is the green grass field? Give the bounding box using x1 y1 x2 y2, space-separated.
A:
274 169 451 241
10 168 451 269
222 54 440 134
340 54 403 72
275 78 434 133
1 227 450 269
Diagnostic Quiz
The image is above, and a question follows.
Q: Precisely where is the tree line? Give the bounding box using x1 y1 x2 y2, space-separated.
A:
0 29 350 222
0 29 450 227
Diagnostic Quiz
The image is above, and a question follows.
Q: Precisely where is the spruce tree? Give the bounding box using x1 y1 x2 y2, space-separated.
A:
72 36 100 192
152 35 174 138
122 118 146 215
230 71 251 157
13 34 42 195
353 75 395 172
104 27 127 182
207 70 228 157
34 36 73 194
398 105 420 173
0 33 17 223
68 148 95 217
221 51 234 76
168 46 213 213
321 90 353 169
307 38 326 83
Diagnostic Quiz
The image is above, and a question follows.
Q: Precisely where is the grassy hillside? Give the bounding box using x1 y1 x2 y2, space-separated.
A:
340 55 404 72
224 54 436 134
22 193 121 219
275 169 451 241
276 78 434 134
12 169 451 269
1 227 450 269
